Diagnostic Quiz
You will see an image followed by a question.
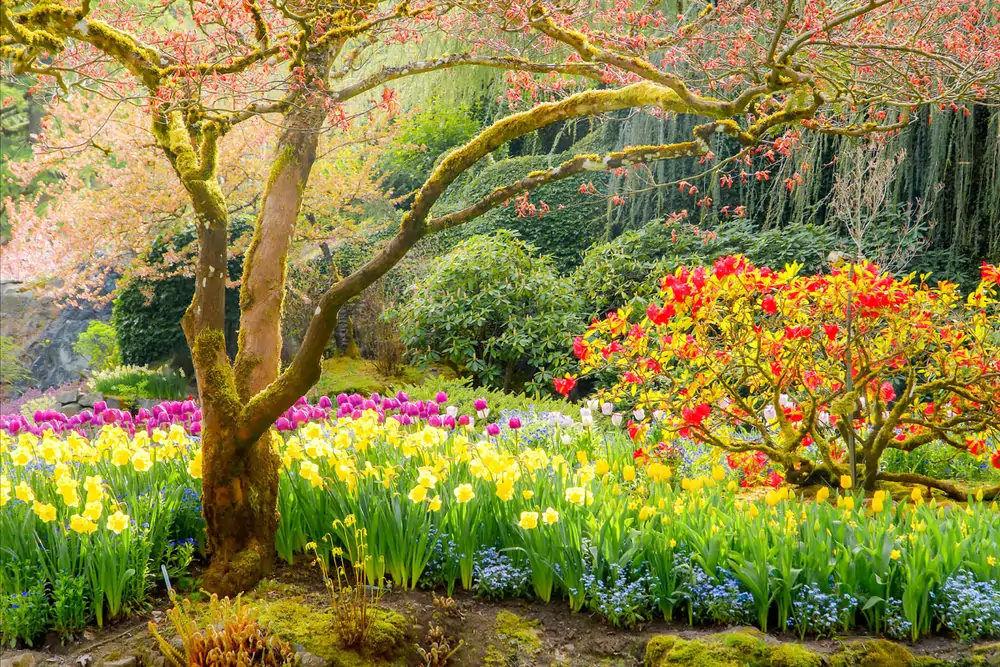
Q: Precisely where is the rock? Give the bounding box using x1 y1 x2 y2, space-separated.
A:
79 393 102 408
56 388 80 404
61 402 83 417
150 657 165 667
296 651 327 667
74 655 92 667
98 658 136 667
105 397 121 410
0 653 37 667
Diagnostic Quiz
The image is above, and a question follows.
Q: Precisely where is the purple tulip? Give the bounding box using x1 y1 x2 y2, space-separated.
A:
486 423 500 437
427 402 440 416
371 392 381 404
33 410 44 424
508 417 522 430
443 415 456 429
9 421 21 434
458 414 471 427
190 421 202 435
336 393 350 406
406 404 420 417
396 390 409 402
181 400 195 413
275 417 291 431
337 406 351 418
400 415 413 426
310 406 325 420
362 399 376 411
137 408 151 421
318 396 333 409
351 409 363 421
434 391 448 404
474 399 488 412
349 394 363 407
428 415 443 428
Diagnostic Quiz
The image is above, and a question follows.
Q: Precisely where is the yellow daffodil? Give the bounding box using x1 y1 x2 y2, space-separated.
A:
408 485 428 503
82 500 103 521
15 481 35 504
565 486 587 505
519 511 539 530
429 495 442 512
522 490 534 500
890 549 901 561
542 507 559 525
33 501 57 523
107 510 130 534
69 514 98 535
188 450 203 479
495 478 514 502
454 484 475 503
132 449 153 472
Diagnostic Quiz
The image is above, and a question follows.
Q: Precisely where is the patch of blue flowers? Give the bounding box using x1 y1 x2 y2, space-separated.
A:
580 561 655 629
681 561 756 626
789 583 856 638
417 528 459 590
472 547 529 601
931 571 1000 641
884 597 913 640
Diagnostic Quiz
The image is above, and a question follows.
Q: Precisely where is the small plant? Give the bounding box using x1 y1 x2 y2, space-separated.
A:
0 335 32 402
308 517 385 650
149 593 300 667
681 563 756 627
91 364 187 400
431 593 464 621
51 571 89 642
416 625 463 667
73 321 121 373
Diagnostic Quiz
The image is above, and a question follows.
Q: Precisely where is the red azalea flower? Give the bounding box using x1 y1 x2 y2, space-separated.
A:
879 381 897 402
762 294 778 315
981 261 1000 285
766 471 784 488
553 376 577 397
992 450 1000 469
822 324 839 340
633 448 649 463
682 403 711 427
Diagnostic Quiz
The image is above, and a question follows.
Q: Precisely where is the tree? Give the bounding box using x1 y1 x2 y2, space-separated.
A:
574 257 1000 500
3 0 998 594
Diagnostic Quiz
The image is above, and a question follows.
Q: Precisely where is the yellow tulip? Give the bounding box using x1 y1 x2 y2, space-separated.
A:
711 466 726 482
595 459 610 476
576 450 588 465
840 474 853 490
890 549 901 561
816 487 830 503
622 465 636 482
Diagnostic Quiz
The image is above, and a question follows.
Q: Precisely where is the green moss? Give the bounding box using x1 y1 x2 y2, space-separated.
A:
770 644 824 667
483 611 543 665
644 632 825 667
247 590 407 667
828 640 917 667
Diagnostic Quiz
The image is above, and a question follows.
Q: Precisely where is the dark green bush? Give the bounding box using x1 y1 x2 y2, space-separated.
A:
112 220 248 367
574 219 842 317
395 231 584 394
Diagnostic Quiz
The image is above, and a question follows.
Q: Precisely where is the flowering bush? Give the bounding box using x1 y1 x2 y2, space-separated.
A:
573 257 1000 498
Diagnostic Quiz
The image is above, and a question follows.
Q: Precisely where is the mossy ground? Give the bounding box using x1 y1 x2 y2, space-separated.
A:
483 610 544 665
308 356 426 398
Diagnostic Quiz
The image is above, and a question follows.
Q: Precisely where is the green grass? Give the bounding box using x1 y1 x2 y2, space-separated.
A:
308 356 427 398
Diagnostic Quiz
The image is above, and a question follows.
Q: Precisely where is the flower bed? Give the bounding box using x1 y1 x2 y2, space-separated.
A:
2 396 999 648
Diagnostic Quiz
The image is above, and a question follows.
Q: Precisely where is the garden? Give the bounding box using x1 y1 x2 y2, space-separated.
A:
2 0 1000 665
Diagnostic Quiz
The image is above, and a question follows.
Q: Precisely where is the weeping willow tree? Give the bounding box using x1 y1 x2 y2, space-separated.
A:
594 105 1000 284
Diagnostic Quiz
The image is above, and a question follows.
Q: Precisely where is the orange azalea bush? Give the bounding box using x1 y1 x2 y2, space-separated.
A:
573 257 1000 499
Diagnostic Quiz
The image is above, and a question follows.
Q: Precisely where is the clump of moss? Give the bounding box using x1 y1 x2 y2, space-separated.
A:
828 639 918 667
484 611 543 666
246 590 408 667
644 630 824 667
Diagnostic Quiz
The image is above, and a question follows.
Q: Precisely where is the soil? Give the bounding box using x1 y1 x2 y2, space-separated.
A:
3 560 997 667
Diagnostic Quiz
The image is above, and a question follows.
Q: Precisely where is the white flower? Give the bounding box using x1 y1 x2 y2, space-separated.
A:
446 406 458 418
561 415 575 427
763 405 777 421
477 408 490 419
561 434 572 445
779 393 793 408
633 408 645 420
581 415 594 427
587 399 600 412
718 398 731 410
818 411 830 427
579 407 592 419
611 413 623 427
653 410 665 422
601 402 614 415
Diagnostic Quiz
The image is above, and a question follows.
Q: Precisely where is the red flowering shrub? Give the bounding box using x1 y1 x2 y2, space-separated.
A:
570 257 1000 499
